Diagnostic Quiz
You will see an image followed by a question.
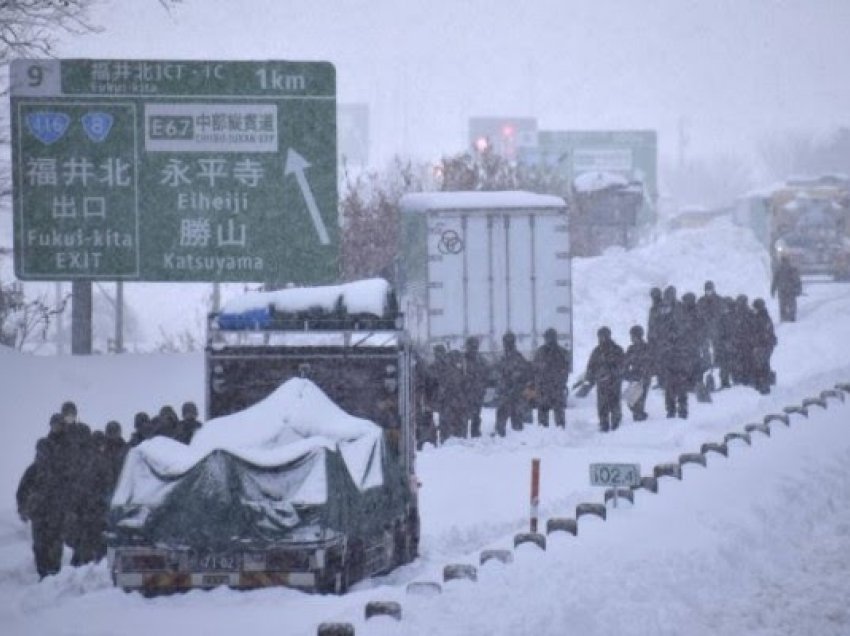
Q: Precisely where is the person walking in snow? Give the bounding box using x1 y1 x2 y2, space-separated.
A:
730 294 755 386
697 280 723 380
462 336 490 438
750 298 778 394
623 325 652 421
680 292 711 402
584 326 625 432
494 332 533 437
532 328 571 428
17 438 66 580
771 255 803 322
656 286 690 419
646 286 664 386
103 421 128 493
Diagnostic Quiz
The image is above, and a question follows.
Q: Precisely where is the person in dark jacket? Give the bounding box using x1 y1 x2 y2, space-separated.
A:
771 255 803 322
730 294 755 386
584 326 625 432
697 280 723 374
750 298 778 394
17 438 66 579
462 337 490 438
128 411 153 447
623 325 652 421
175 402 203 444
656 286 690 419
103 420 128 493
444 350 471 439
494 332 533 437
533 328 571 428
646 286 664 386
415 350 439 448
154 405 180 440
716 297 736 389
63 417 109 566
681 292 711 401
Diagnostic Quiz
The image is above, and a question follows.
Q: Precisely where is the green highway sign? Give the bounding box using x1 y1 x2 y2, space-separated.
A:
10 59 338 283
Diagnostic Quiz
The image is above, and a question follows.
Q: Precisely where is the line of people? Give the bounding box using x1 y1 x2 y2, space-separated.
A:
16 400 203 580
417 327 572 445
579 281 778 432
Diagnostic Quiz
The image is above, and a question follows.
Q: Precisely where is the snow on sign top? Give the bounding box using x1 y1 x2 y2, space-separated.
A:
572 170 629 193
399 190 566 213
219 277 392 316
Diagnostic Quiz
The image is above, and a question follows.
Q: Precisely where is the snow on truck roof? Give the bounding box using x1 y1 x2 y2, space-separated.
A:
219 277 392 318
399 190 566 213
572 170 630 193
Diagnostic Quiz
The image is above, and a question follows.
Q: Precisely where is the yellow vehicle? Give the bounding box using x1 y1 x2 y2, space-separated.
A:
736 175 850 281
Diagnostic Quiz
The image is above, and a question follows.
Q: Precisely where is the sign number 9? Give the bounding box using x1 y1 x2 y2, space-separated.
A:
28 65 43 87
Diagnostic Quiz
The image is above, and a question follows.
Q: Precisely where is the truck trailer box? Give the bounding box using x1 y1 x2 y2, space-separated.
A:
397 191 572 359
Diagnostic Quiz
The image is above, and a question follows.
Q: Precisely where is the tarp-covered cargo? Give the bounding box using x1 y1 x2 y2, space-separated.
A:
109 378 411 549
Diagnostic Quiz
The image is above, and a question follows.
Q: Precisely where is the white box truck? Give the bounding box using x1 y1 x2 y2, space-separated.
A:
397 191 572 360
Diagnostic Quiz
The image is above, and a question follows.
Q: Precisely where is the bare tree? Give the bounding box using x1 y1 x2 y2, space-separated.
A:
0 1 97 62
0 0 182 352
339 157 426 281
757 128 850 182
661 153 754 210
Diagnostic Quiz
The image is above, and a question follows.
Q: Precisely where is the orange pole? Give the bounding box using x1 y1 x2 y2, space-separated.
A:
530 458 540 533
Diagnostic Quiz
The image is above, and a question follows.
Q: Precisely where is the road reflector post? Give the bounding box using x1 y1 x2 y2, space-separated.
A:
406 581 442 596
576 502 607 521
480 549 514 565
530 458 540 532
443 564 477 583
545 517 578 536
678 453 707 468
653 463 682 480
317 623 354 636
365 601 402 621
513 532 546 550
700 442 728 457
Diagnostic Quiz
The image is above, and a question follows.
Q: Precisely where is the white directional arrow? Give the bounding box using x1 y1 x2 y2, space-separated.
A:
284 148 331 245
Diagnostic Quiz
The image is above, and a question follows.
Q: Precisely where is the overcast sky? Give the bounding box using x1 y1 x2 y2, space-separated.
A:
54 0 850 170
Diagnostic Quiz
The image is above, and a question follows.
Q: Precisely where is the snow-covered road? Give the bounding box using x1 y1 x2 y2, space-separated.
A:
2 221 850 635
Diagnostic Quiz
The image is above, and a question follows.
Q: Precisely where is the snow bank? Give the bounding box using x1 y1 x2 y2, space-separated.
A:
572 217 772 368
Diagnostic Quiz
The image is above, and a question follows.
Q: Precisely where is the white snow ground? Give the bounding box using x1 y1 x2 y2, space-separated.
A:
2 220 850 636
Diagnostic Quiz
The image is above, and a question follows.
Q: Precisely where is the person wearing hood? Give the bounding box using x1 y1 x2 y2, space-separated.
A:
656 286 690 418
17 438 66 579
771 255 802 322
494 332 532 437
584 326 625 432
750 298 778 394
533 328 571 428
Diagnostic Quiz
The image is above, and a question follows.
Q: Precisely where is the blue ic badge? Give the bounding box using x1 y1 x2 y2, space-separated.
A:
81 112 114 143
26 112 70 145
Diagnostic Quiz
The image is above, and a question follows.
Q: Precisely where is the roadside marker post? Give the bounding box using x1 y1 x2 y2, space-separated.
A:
589 462 641 508
530 458 540 532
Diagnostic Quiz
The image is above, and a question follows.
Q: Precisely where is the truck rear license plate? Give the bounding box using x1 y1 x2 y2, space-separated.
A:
201 574 232 586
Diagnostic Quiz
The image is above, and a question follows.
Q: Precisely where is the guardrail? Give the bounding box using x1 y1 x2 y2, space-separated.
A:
316 381 850 634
